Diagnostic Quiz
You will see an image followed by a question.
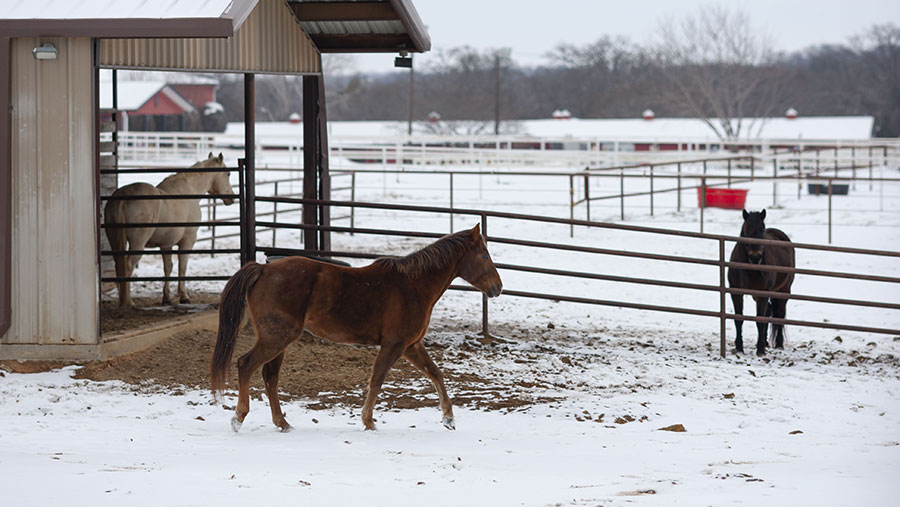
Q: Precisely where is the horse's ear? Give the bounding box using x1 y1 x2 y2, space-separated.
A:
742 209 749 220
760 209 766 220
217 152 224 163
471 223 481 238
208 151 214 159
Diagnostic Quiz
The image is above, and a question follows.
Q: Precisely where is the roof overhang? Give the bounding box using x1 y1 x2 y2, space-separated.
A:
0 0 257 38
286 0 431 53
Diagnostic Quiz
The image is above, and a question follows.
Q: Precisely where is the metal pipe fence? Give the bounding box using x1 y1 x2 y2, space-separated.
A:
256 198 900 358
192 151 899 248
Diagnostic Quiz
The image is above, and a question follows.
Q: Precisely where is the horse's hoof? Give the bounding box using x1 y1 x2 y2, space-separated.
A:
230 416 243 433
179 296 191 304
756 349 766 357
278 423 292 433
442 416 456 430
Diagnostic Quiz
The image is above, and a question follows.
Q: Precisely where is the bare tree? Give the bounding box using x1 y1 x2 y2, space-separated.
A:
851 24 900 136
654 5 784 140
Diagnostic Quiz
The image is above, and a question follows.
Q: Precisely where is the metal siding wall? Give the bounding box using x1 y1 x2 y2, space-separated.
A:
100 0 321 74
5 37 98 346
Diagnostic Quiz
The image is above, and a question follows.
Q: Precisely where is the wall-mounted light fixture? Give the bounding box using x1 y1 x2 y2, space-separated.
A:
394 49 412 68
32 43 58 60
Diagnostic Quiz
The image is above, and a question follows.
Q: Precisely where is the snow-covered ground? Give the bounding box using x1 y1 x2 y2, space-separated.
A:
5 155 899 506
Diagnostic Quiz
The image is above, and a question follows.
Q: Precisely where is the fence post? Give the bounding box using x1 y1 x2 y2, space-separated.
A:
649 165 654 216
238 158 246 264
350 172 356 235
700 177 706 233
620 168 625 221
450 173 455 233
772 156 778 207
719 238 726 358
750 156 755 181
584 174 591 222
828 178 833 244
677 162 682 211
868 146 873 187
727 159 731 188
272 181 279 245
481 214 490 338
569 174 574 237
210 198 217 258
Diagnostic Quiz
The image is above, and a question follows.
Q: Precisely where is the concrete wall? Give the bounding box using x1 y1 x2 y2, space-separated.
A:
2 37 98 349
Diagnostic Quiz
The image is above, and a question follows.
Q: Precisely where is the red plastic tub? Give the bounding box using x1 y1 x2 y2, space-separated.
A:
697 188 748 209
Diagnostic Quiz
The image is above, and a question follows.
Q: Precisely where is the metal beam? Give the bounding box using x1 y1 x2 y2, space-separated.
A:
0 37 10 338
302 75 319 251
290 1 397 22
309 34 414 52
243 73 256 264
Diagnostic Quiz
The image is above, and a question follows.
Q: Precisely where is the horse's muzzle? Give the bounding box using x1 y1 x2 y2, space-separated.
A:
223 197 235 206
486 283 503 298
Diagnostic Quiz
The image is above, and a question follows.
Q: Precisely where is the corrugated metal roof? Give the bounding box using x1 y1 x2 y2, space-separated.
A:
3 0 235 20
287 0 430 53
100 0 322 75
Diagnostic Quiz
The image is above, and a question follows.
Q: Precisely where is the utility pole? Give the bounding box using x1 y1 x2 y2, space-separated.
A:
407 55 414 136
493 54 500 135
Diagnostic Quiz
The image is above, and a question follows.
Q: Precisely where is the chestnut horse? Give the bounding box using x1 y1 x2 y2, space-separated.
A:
105 153 234 307
211 224 503 432
728 209 795 356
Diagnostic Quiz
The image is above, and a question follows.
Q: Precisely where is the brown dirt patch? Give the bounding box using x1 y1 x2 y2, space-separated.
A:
101 292 220 334
74 324 533 412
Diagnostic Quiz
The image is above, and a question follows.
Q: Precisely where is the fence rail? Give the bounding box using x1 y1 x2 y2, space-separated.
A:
253 198 900 357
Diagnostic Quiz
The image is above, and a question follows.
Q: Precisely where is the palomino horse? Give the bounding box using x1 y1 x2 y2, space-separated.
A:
728 209 795 356
211 224 503 432
105 153 235 307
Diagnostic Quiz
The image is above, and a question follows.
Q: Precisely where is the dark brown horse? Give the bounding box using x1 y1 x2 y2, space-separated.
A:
211 224 503 432
728 209 795 356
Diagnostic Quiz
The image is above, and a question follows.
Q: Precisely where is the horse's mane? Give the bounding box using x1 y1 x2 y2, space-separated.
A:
373 229 474 277
158 158 224 187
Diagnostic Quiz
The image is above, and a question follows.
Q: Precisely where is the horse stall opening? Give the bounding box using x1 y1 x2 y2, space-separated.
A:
98 158 246 337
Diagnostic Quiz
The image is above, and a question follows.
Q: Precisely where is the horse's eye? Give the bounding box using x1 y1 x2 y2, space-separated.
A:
481 254 489 260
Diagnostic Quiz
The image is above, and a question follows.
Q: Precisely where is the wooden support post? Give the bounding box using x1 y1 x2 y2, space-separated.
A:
303 75 318 252
243 74 256 263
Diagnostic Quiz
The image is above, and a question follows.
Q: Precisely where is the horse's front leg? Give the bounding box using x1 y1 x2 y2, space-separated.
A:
404 340 455 430
362 340 405 430
753 296 769 356
771 297 788 349
731 292 744 353
161 253 174 305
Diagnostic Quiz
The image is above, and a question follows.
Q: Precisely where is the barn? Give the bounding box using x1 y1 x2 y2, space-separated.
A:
0 0 431 361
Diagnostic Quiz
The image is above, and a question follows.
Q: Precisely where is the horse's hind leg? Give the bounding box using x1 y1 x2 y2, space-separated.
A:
261 351 291 431
232 313 300 432
731 293 744 353
361 340 406 431
753 296 769 356
176 233 196 304
404 341 455 430
161 253 174 305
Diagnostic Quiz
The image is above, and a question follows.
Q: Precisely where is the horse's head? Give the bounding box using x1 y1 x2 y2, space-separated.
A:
458 224 503 298
740 209 767 264
202 152 235 206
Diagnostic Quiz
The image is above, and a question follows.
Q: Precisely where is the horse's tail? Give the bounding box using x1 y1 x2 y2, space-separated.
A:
210 262 265 401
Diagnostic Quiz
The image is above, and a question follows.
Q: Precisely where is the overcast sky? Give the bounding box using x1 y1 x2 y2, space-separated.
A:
345 0 900 73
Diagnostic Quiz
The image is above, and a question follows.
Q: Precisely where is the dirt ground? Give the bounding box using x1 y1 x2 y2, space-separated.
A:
5 291 535 413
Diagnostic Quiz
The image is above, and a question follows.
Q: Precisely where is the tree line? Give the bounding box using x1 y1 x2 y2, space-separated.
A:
213 21 899 139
